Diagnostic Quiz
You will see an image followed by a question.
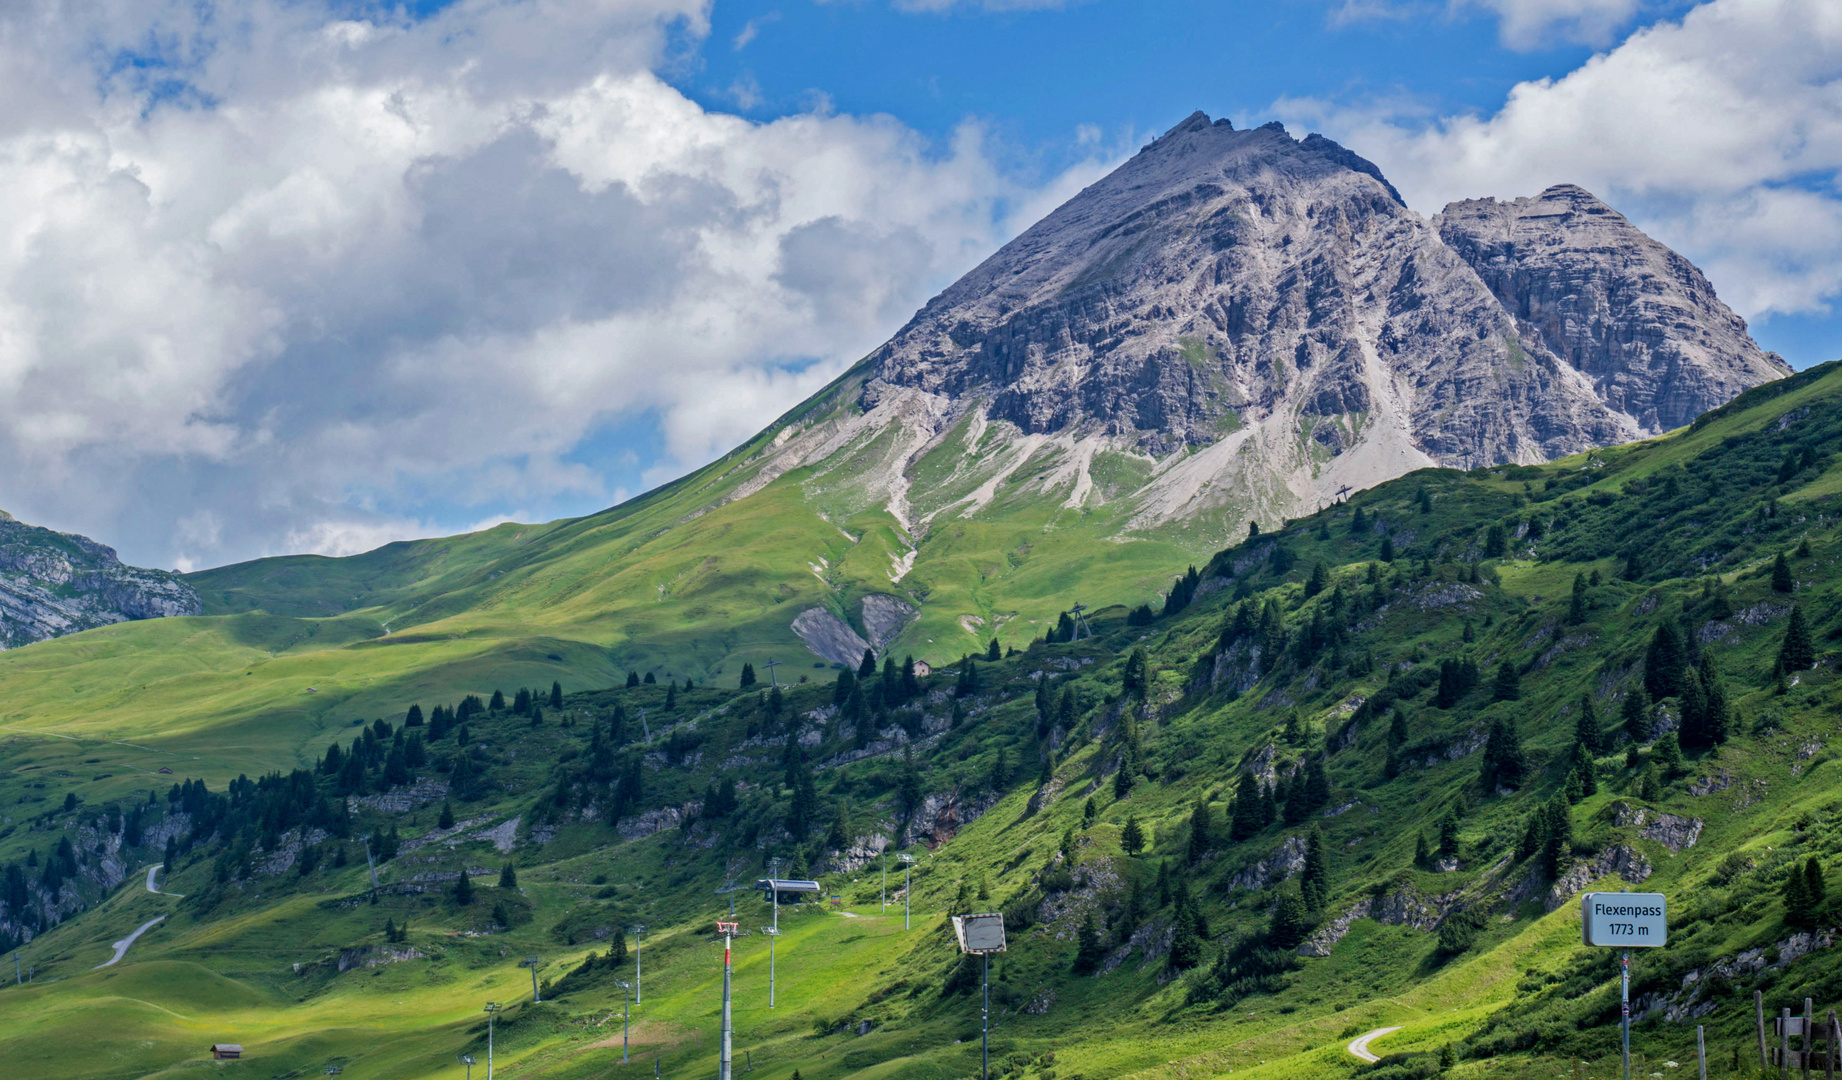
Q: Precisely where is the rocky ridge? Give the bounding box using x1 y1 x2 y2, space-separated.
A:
0 510 200 649
729 112 1785 564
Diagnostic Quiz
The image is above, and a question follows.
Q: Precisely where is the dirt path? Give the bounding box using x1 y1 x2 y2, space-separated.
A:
1347 1027 1402 1063
93 916 165 969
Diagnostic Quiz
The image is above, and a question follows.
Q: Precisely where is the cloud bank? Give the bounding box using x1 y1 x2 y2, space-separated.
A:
1290 0 1842 322
0 0 1105 569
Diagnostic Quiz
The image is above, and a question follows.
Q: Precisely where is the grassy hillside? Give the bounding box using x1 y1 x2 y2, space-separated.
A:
1 361 1841 1079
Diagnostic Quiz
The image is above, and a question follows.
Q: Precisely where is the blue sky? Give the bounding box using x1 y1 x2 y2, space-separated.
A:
0 0 1834 569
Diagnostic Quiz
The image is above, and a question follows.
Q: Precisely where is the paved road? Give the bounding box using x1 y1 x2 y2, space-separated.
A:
93 916 165 969
145 864 183 897
1347 1027 1402 1063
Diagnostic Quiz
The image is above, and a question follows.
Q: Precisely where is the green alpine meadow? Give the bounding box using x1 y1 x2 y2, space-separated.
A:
0 352 1840 1079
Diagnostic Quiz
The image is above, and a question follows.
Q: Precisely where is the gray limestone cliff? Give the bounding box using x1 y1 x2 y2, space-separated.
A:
0 510 200 649
1435 184 1788 432
833 112 1783 535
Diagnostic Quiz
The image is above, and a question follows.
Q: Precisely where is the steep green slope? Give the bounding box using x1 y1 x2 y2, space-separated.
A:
1 362 1840 1080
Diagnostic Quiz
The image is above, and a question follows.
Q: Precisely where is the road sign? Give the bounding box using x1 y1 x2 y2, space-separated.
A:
952 913 1007 955
1582 892 1667 947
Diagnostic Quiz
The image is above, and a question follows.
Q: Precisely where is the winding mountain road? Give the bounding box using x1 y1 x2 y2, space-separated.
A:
93 916 165 969
145 864 183 897
1347 1027 1402 1063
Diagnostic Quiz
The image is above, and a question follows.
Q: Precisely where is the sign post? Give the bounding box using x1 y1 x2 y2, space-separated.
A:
1582 892 1668 1080
952 913 1008 1080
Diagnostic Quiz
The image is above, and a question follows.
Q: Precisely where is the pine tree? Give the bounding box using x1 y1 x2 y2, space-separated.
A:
1072 915 1105 974
1389 706 1410 747
1784 863 1815 930
1772 551 1794 593
987 638 1002 662
1269 888 1310 949
858 649 877 678
1380 534 1395 562
1569 741 1598 799
1699 653 1730 745
1229 778 1261 841
1567 572 1588 625
1653 731 1684 779
1301 827 1329 912
405 704 424 727
1414 832 1432 869
1644 621 1687 700
499 862 518 888
1574 695 1604 754
1350 506 1368 535
1188 799 1214 864
1804 856 1827 920
1678 669 1710 749
1304 562 1328 599
489 689 506 711
1622 688 1652 744
1780 604 1816 671
1492 660 1522 702
1121 815 1145 856
1417 487 1433 514
1168 890 1203 970
453 872 474 905
1122 647 1149 694
1480 718 1527 791
1437 811 1460 860
550 681 563 709
1539 799 1572 878
739 662 757 688
1440 1043 1457 1070
438 801 455 829
642 672 655 685
626 671 640 688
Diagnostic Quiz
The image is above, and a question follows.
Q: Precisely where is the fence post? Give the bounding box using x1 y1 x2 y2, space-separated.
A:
1807 999 1816 1080
1785 1008 1794 1080
1697 1025 1707 1080
1761 991 1772 1071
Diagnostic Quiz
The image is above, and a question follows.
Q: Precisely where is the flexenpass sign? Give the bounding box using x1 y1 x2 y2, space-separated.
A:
1581 892 1668 947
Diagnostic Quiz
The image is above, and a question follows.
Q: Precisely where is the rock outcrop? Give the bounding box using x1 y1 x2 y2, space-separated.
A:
0 509 200 649
1437 185 1788 433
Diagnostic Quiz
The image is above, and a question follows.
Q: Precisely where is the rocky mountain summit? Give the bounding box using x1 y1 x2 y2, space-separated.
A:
1435 184 1786 433
0 510 199 649
763 111 1786 546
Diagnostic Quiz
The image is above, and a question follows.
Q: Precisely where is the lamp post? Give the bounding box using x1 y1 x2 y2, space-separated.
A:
614 979 633 1063
483 1002 502 1080
898 854 916 930
716 921 738 1080
629 924 647 1004
761 926 780 1008
951 913 1008 1080
520 955 542 1002
458 1054 475 1080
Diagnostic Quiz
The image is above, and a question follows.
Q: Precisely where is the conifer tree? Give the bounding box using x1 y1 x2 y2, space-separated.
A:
739 662 757 688
1568 572 1588 625
1772 551 1794 593
1188 799 1214 864
490 689 506 711
1484 523 1506 558
642 672 655 684
1784 861 1815 930
1414 831 1432 869
1644 621 1687 700
1269 888 1310 949
1699 653 1730 745
1389 706 1410 747
1492 660 1522 702
1304 562 1328 599
987 638 1001 662
405 704 424 727
1120 815 1145 856
1122 647 1149 694
499 863 517 888
1780 604 1816 671
550 681 563 709
453 871 474 905
1229 778 1261 841
1072 915 1105 974
1350 505 1368 535
1380 534 1396 563
1622 688 1652 744
1437 811 1461 860
1301 827 1328 912
626 671 640 688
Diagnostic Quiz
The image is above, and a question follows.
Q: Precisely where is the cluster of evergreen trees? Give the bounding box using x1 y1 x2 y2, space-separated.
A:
1226 757 1329 842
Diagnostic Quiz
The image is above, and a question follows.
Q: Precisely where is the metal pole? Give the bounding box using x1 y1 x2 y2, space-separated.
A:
881 851 886 913
769 931 777 1008
904 861 911 930
1621 949 1630 1080
1697 1025 1707 1080
625 989 631 1063
631 925 646 1005
484 1003 500 1080
981 952 990 1080
719 926 734 1080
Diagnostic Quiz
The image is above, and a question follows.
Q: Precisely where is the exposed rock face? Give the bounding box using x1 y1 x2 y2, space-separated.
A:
1437 185 1788 433
0 509 200 649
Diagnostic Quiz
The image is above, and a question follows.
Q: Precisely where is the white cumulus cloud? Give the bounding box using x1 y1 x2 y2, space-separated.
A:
0 0 1105 569
1286 0 1842 322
